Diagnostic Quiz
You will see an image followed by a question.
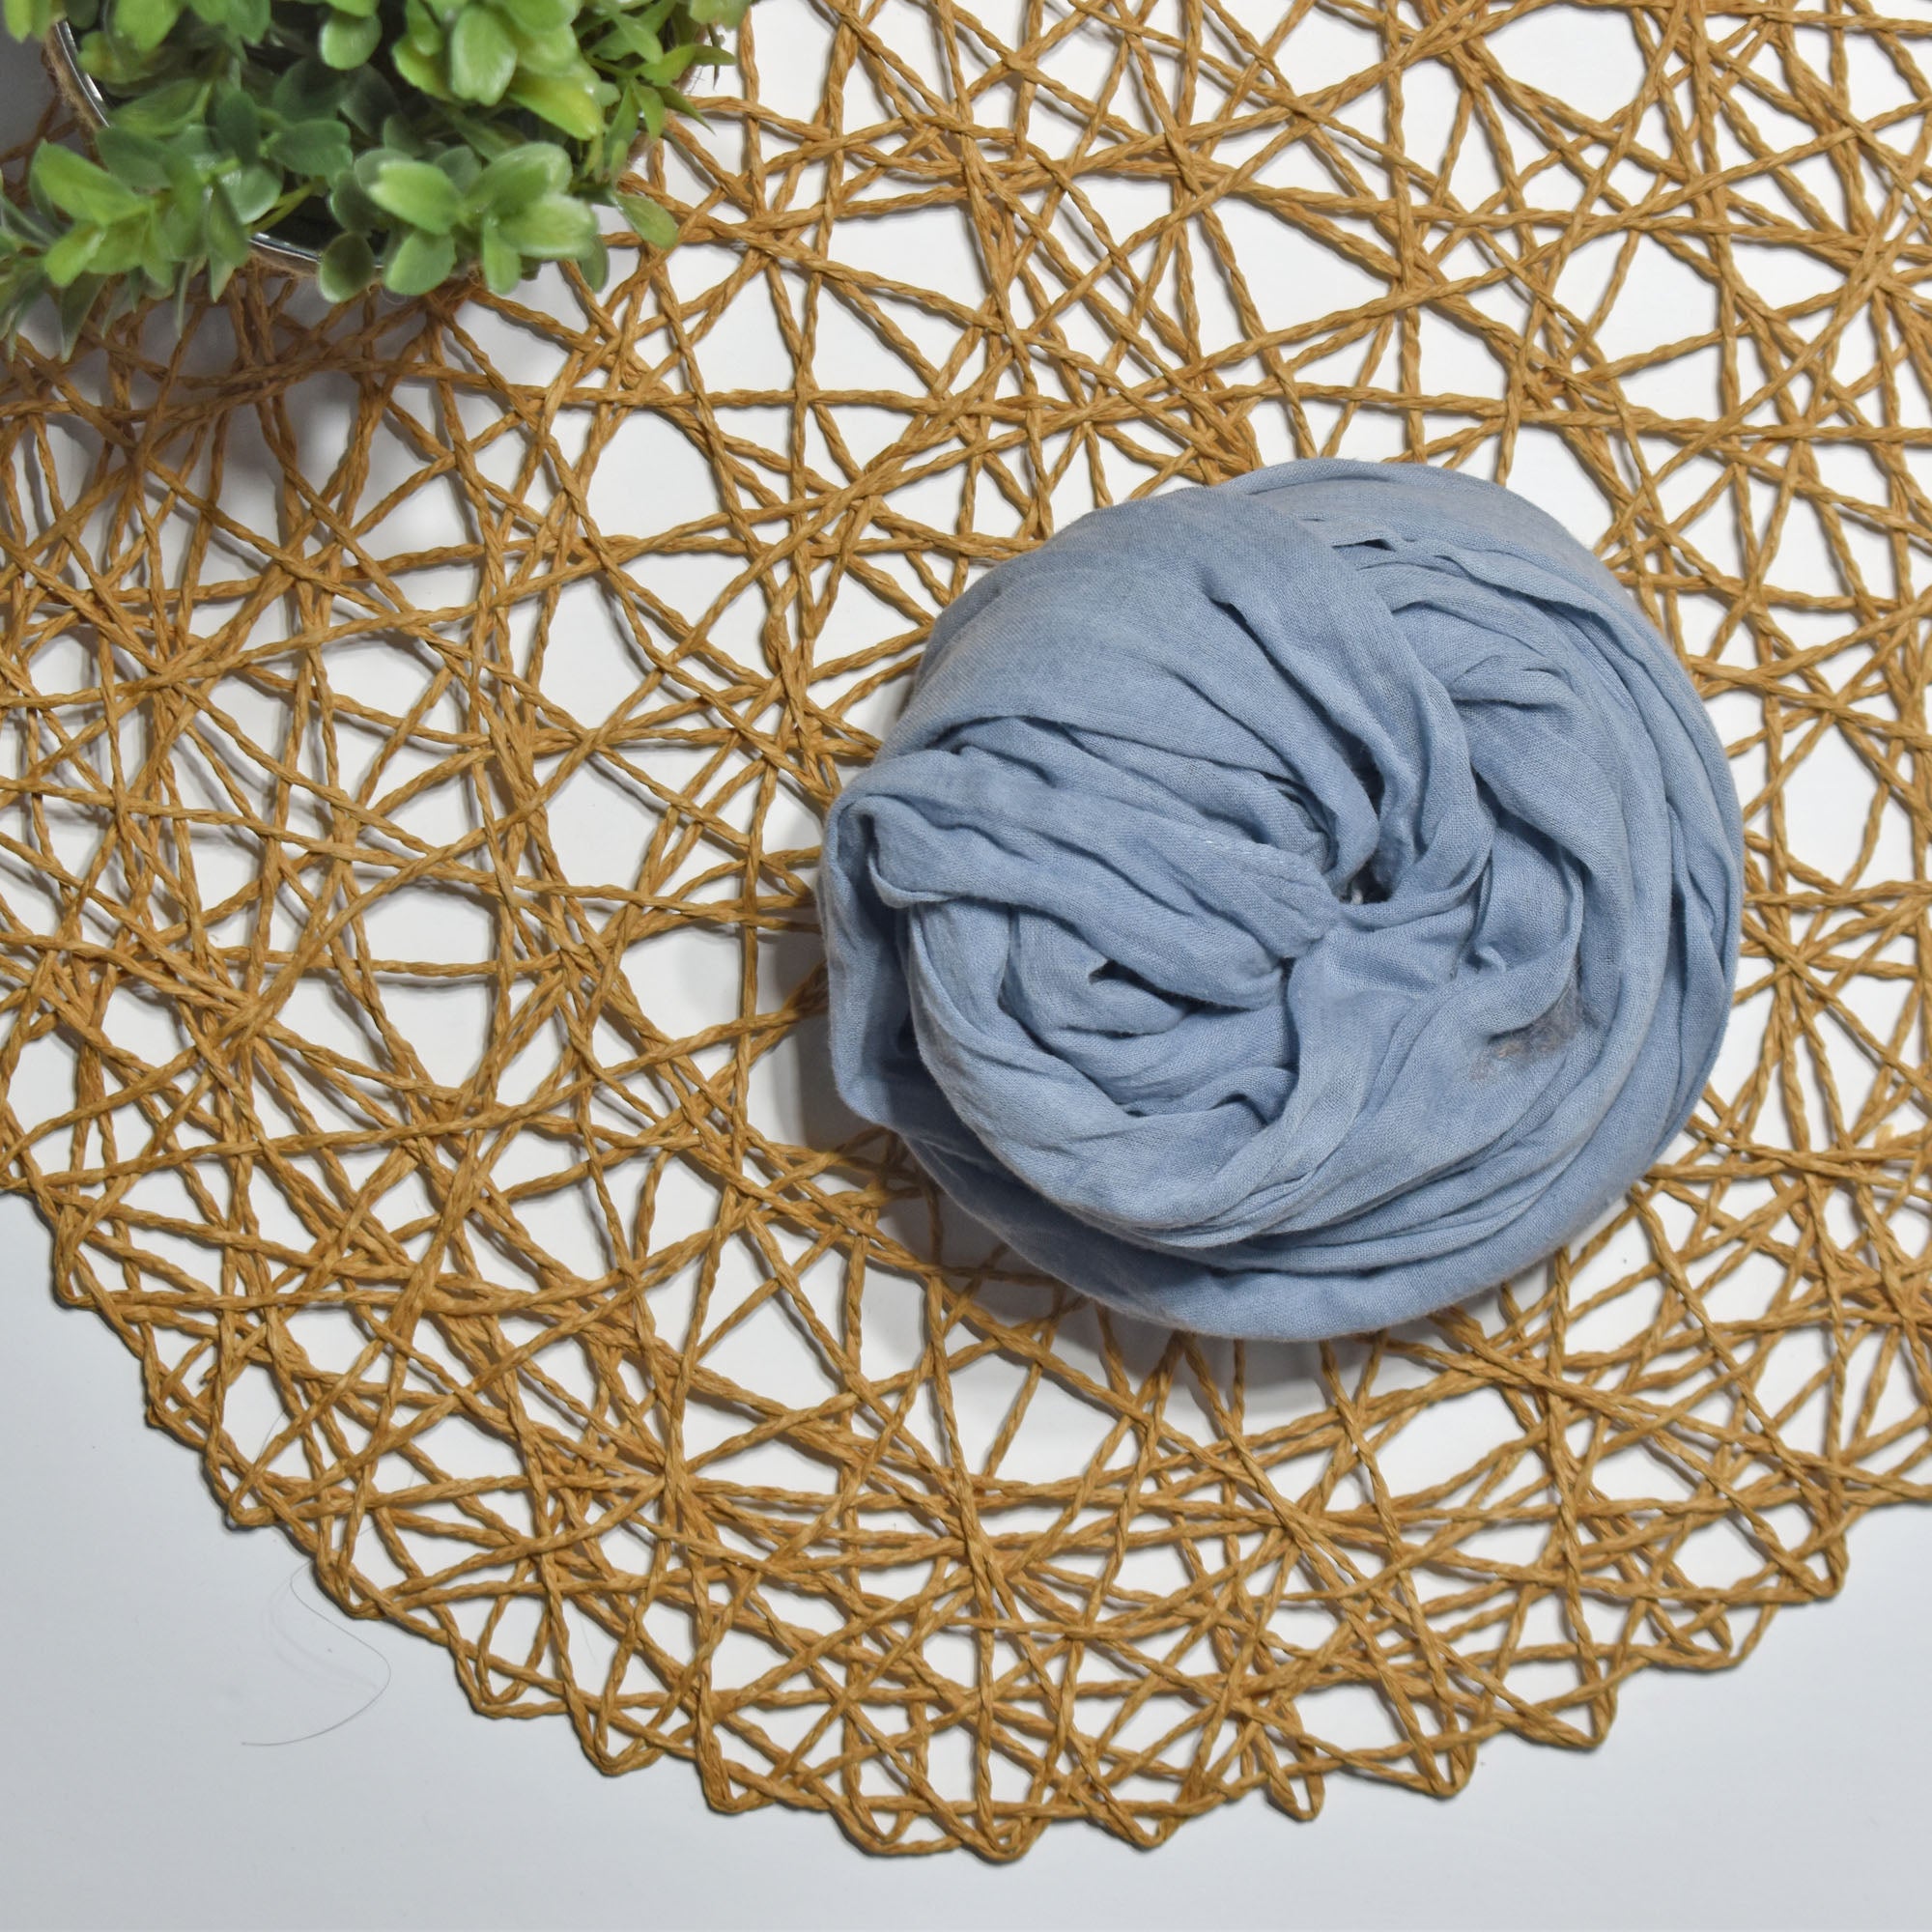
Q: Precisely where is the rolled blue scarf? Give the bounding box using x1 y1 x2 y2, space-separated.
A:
819 460 1744 1340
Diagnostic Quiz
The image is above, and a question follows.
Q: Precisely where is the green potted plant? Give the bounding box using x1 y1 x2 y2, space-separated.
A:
0 0 750 351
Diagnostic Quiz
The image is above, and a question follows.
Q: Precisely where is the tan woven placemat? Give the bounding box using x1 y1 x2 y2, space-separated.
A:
2 0 1929 1859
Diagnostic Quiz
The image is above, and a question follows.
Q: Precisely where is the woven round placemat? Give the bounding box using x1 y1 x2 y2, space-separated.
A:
3 0 1930 1860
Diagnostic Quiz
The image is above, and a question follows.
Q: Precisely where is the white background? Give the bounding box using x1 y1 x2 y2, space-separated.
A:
4 13 1932 1927
1 1181 1928 1930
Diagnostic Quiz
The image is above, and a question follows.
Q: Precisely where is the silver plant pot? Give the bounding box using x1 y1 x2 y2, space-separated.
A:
43 21 321 277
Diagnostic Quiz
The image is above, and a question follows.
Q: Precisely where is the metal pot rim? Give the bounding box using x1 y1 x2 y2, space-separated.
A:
45 21 321 277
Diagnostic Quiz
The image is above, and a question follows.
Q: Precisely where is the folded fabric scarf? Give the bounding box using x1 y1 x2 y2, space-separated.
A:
819 459 1745 1340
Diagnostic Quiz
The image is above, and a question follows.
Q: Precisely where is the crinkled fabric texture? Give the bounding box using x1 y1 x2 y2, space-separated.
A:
819 460 1745 1341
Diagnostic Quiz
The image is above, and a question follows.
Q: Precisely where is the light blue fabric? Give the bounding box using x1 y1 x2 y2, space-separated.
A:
818 459 1744 1340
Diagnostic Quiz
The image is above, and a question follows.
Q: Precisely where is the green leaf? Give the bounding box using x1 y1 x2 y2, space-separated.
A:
221 161 281 227
449 6 517 103
599 107 634 179
379 115 431 160
458 118 521 161
110 77 206 137
495 190 598 258
400 0 441 54
614 190 676 248
513 23 582 76
0 198 53 244
187 0 260 29
439 147 482 193
75 27 140 85
57 274 106 357
498 0 574 34
266 119 354 180
389 42 445 99
340 67 399 135
368 157 462 235
33 145 150 226
213 87 262 166
472 141 571 213
328 173 382 233
382 227 457 297
111 0 182 55
156 184 204 255
317 231 377 302
0 0 747 362
94 125 173 192
139 220 176 286
98 271 142 328
319 10 381 67
0 266 49 354
597 17 661 63
270 59 347 121
81 217 147 277
43 224 106 289
205 182 248 295
507 71 608 141
477 216 522 296
659 84 704 125
3 0 56 39
641 42 702 85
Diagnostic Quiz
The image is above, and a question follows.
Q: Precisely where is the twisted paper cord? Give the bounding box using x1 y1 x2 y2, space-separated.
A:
1 0 1929 1857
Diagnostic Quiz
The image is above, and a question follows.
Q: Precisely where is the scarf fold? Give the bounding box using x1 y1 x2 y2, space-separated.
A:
819 460 1745 1340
